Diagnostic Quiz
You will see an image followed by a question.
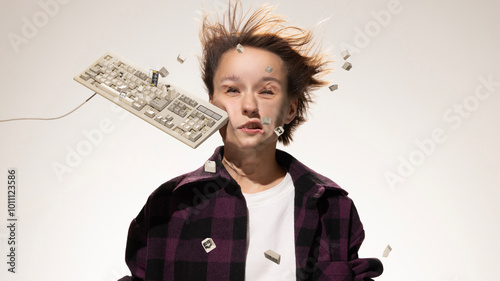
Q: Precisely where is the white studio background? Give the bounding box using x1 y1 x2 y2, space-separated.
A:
1 0 499 280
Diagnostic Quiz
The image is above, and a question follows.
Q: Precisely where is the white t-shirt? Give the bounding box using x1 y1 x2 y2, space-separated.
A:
242 173 296 280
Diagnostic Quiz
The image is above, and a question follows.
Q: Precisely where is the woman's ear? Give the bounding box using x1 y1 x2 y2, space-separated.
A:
284 98 298 124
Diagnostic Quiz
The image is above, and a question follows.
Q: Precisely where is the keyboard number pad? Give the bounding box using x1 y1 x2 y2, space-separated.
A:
167 100 190 118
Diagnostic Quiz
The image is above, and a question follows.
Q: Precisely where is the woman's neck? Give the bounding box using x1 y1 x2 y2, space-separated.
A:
222 145 286 194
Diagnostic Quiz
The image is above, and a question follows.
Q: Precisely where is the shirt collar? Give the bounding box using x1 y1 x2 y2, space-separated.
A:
174 146 348 197
275 148 348 198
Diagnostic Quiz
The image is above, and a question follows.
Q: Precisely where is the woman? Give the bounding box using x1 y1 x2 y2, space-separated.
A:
120 2 383 280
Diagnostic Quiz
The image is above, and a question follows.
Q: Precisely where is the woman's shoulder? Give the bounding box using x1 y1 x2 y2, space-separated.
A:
277 149 349 197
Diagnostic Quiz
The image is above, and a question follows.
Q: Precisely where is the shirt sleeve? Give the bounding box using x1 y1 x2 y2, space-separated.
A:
120 203 150 281
347 203 384 280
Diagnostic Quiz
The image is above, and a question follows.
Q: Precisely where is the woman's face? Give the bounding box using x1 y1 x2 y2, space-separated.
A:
210 46 297 151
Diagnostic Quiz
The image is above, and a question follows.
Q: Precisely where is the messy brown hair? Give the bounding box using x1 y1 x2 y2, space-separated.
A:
200 0 331 145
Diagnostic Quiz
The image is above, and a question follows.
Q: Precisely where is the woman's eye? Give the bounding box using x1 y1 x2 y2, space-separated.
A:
226 87 239 94
260 89 274 95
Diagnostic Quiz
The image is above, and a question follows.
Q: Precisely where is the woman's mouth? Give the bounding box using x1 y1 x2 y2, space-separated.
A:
239 121 264 134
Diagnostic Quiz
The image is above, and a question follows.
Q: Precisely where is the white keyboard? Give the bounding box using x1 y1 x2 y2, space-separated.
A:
74 52 228 148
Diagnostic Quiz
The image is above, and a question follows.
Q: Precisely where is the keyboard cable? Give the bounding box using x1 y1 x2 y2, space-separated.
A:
0 93 97 123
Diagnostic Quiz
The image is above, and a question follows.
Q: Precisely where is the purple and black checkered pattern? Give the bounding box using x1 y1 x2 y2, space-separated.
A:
119 146 383 281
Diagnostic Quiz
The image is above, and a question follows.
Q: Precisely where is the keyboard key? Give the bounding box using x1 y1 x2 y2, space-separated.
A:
165 121 174 128
193 124 203 131
97 83 120 96
189 131 202 141
132 101 146 110
144 108 156 118
150 97 170 111
80 73 90 81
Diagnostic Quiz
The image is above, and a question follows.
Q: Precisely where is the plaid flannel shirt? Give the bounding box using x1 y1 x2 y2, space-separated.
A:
120 146 383 281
